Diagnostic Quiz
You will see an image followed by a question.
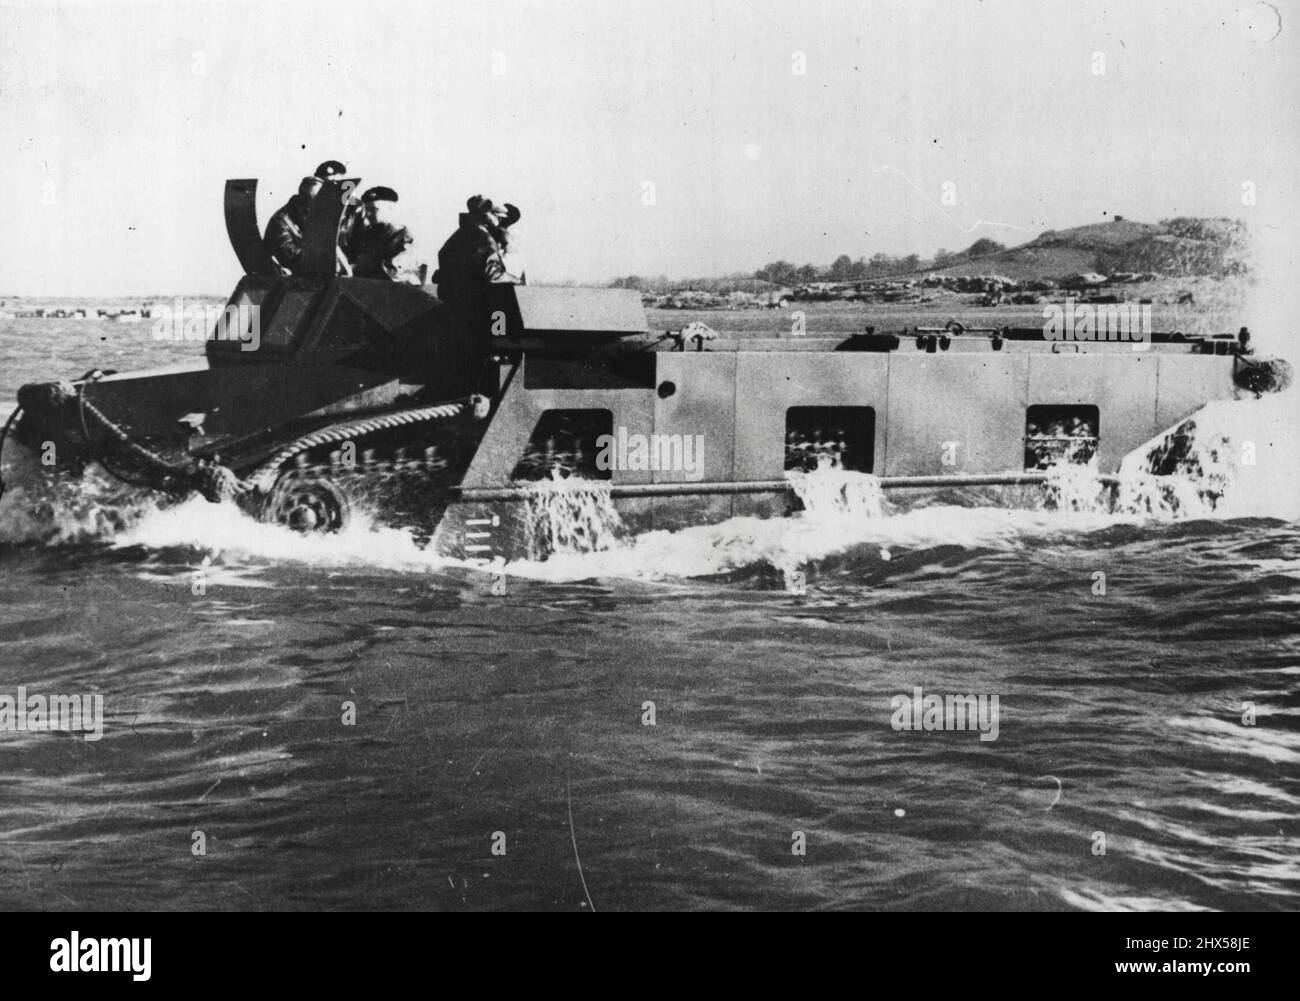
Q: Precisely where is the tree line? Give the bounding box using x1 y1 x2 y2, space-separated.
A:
753 238 1007 285
609 238 1007 292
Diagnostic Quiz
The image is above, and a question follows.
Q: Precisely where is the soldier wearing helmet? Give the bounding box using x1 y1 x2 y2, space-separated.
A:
263 160 349 276
434 195 522 316
342 186 414 280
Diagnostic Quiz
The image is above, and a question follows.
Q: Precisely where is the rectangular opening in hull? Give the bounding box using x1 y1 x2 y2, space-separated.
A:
511 408 614 481
1025 405 1099 470
785 406 875 473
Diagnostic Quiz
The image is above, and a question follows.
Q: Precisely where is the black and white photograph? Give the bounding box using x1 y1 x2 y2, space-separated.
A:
0 0 1295 949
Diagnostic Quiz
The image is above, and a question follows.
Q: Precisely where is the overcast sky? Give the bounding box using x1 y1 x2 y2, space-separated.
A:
1 0 1296 295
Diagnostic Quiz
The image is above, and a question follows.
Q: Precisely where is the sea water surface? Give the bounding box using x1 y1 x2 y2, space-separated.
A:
0 309 1296 911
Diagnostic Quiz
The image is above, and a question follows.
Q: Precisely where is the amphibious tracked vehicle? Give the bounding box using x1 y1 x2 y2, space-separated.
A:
3 178 1289 558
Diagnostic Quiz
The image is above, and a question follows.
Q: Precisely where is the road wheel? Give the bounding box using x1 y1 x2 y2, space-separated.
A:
260 475 350 533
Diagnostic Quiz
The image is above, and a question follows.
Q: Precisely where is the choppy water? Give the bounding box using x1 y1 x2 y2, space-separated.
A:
0 315 1297 911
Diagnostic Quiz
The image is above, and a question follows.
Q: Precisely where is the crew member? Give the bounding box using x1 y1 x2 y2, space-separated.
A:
344 186 413 280
263 174 324 275
434 195 522 315
262 161 351 276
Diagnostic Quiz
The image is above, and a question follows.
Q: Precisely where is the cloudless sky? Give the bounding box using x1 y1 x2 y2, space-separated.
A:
1 0 1296 295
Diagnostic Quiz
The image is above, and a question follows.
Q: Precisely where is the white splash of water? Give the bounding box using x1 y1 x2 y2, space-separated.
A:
112 495 448 571
504 494 1127 583
518 476 624 559
1118 391 1300 520
1039 459 1213 519
785 464 885 519
0 453 164 545
1030 390 1299 521
505 465 883 581
1041 462 1111 513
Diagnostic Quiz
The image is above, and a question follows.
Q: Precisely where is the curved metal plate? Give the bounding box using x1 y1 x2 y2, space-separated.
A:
223 179 277 275
299 178 354 276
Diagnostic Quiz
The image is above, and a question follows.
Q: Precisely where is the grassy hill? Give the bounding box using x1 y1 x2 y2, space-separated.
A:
926 217 1248 281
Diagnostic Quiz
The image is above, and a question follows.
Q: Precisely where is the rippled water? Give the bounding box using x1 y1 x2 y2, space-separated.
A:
0 315 1297 911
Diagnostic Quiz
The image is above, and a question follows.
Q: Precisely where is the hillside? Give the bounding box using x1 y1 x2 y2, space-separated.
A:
926 217 1248 281
646 215 1253 308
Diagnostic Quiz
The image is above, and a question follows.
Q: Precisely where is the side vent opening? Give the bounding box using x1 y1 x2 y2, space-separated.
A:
785 406 875 473
1024 405 1099 470
511 409 613 481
